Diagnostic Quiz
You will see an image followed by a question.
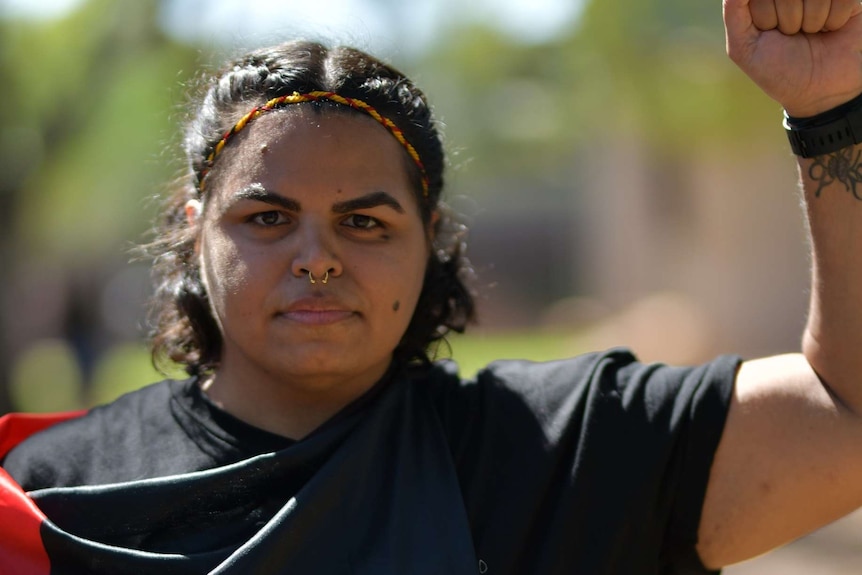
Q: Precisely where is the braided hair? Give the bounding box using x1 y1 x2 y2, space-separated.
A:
145 40 475 375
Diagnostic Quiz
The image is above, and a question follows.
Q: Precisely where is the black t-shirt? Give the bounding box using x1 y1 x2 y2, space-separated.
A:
4 370 296 490
2 349 739 574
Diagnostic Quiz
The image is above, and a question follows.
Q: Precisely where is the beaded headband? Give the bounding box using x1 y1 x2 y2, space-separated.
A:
199 90 429 197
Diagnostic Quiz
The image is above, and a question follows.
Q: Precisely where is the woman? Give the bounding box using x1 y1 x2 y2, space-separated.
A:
2 0 862 573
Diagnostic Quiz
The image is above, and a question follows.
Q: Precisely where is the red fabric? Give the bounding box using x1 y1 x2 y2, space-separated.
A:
0 412 86 459
0 411 86 575
0 467 49 575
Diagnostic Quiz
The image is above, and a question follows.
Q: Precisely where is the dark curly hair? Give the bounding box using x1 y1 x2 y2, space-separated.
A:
145 40 475 376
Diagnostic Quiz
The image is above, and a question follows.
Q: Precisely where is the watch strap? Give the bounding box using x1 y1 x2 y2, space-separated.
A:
784 92 862 158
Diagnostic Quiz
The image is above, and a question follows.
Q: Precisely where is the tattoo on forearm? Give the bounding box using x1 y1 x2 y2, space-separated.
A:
808 147 862 200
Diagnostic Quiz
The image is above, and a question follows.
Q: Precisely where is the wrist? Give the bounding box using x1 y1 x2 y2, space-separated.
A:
783 91 862 158
783 91 862 119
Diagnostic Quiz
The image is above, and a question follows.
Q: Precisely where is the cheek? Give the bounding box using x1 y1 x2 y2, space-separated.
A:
391 249 430 316
347 241 427 317
200 232 249 310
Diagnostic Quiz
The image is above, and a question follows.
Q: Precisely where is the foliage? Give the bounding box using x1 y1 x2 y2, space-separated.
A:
414 0 780 202
1 0 200 261
0 0 790 412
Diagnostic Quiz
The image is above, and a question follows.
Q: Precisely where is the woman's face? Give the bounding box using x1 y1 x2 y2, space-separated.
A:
194 108 431 395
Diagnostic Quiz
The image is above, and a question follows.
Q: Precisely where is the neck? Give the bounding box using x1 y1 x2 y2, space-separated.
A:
201 357 393 440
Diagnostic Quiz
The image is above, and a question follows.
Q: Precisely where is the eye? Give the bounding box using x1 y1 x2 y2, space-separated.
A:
250 211 288 226
342 214 381 230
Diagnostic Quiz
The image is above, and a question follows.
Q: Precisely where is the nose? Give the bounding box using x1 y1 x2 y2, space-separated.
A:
291 224 342 284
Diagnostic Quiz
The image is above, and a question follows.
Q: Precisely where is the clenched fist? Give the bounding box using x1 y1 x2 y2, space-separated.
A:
724 0 862 117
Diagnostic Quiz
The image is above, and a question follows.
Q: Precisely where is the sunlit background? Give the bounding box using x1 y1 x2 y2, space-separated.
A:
0 0 859 572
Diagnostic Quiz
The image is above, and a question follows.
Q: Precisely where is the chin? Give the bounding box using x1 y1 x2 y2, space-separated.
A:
276 347 389 380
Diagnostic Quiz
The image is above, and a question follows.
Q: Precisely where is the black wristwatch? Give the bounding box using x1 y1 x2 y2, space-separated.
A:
784 92 862 158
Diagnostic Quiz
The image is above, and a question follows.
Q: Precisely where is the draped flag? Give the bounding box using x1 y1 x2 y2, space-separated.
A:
0 412 86 575
0 381 478 575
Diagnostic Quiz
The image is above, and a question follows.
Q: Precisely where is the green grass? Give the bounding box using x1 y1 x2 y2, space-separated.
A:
434 329 585 377
10 330 585 411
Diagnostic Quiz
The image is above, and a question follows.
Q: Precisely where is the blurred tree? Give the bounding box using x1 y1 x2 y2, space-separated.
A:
414 0 781 197
0 0 199 412
573 0 779 148
405 0 798 340
0 0 796 412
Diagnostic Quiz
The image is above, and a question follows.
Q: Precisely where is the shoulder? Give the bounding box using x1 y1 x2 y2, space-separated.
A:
424 347 736 408
2 379 182 490
414 350 631 443
421 348 636 392
419 349 739 450
475 349 739 420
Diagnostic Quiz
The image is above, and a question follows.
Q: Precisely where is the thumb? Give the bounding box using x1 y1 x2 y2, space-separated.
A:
825 2 862 32
826 2 862 32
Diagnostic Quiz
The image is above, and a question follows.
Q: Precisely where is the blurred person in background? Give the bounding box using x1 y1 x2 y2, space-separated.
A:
1 0 862 573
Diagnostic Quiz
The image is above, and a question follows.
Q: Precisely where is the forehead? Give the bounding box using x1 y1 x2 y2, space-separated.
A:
206 106 417 205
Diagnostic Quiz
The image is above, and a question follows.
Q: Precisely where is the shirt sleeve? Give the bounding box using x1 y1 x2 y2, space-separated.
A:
431 349 739 575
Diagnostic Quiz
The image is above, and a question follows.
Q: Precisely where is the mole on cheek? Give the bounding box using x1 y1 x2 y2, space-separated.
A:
393 300 400 312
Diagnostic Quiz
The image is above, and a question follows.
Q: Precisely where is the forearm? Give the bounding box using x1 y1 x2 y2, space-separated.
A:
799 144 862 414
701 3 862 565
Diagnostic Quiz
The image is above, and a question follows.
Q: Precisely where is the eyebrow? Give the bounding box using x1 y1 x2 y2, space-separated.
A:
232 184 301 212
231 185 404 215
331 191 405 214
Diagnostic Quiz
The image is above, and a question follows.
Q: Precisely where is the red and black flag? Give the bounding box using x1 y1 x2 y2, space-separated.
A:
0 380 478 575
0 412 85 574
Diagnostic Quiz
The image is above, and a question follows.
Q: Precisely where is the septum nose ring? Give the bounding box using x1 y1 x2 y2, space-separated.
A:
308 270 329 285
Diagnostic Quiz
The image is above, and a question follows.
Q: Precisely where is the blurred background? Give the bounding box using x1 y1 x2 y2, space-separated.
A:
0 0 858 571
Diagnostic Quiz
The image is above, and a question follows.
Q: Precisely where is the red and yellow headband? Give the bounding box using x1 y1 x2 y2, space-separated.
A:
199 90 429 196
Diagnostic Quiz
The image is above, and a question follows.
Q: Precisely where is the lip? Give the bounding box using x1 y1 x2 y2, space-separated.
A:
277 297 357 326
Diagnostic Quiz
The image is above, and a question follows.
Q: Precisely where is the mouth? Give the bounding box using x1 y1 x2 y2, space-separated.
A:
277 297 357 326
278 310 356 325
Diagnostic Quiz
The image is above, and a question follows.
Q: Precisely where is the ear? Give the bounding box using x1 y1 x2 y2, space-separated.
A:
185 199 204 256
185 199 203 225
427 210 440 243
